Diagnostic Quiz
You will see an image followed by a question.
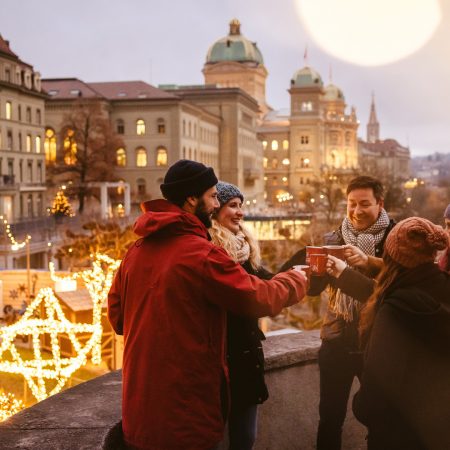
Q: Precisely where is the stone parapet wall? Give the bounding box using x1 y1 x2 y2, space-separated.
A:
0 330 366 449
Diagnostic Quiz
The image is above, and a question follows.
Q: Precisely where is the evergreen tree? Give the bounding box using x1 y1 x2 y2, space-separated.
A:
50 189 74 218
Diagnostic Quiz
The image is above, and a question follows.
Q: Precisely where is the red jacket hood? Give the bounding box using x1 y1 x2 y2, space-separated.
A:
134 199 209 239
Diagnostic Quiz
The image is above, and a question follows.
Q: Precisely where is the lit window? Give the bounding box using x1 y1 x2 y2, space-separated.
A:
45 128 57 163
64 129 77 165
282 176 288 184
136 148 147 167
301 158 310 168
116 148 127 167
156 148 168 166
282 158 290 165
271 140 278 151
263 157 268 169
262 140 268 150
35 136 41 153
6 101 12 120
301 101 313 112
26 135 32 152
283 140 289 150
136 119 145 136
272 158 278 169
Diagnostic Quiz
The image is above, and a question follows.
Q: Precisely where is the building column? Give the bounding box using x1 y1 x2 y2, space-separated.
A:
100 184 108 219
124 184 131 216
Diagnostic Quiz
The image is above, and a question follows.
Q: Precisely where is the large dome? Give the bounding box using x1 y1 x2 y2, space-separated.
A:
323 83 345 101
206 19 264 65
291 66 323 88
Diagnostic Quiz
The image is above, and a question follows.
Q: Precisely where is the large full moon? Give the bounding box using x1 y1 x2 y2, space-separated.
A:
295 0 442 66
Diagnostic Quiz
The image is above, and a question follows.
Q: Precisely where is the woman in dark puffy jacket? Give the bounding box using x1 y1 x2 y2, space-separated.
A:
351 217 450 450
209 181 272 450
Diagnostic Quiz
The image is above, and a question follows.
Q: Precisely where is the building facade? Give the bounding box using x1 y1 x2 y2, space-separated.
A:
43 78 263 211
0 35 50 269
359 96 411 179
258 67 359 205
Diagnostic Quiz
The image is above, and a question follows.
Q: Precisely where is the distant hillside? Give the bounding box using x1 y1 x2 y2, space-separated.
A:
411 152 450 186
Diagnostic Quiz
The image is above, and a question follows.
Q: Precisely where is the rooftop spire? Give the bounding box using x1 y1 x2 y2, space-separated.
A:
229 18 241 35
367 92 380 143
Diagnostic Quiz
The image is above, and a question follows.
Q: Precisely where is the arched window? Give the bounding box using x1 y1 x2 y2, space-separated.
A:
156 147 168 166
137 178 146 196
272 158 278 169
44 128 57 163
136 147 147 167
64 129 77 165
116 119 125 134
271 140 278 151
136 119 145 136
27 194 33 218
263 157 268 169
37 193 43 215
26 134 32 152
282 158 290 166
157 118 166 134
6 101 12 120
116 148 127 167
35 135 41 153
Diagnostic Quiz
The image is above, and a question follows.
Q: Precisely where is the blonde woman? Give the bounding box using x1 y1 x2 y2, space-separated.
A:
209 181 272 450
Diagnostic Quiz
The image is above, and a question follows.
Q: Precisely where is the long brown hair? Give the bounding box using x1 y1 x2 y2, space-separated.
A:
359 253 405 348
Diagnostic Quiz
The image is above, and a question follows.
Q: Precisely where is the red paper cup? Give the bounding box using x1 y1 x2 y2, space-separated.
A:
306 246 326 264
324 245 345 261
310 253 327 276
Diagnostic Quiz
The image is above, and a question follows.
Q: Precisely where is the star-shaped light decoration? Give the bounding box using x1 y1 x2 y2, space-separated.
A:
0 254 120 402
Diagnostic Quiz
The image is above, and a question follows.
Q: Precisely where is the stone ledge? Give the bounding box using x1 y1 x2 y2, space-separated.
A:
0 331 321 450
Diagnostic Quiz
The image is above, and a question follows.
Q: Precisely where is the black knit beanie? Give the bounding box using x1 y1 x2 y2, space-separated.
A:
160 159 218 202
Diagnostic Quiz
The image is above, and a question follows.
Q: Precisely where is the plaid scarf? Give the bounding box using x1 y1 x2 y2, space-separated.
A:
331 209 390 322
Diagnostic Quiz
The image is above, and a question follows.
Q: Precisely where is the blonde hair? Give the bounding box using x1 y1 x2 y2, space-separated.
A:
210 219 261 270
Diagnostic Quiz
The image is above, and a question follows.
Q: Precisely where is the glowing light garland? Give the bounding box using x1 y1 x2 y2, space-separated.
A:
0 254 121 403
0 393 24 422
0 215 29 250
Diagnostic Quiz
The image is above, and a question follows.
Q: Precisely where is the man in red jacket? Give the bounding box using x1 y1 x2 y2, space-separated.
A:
108 160 307 450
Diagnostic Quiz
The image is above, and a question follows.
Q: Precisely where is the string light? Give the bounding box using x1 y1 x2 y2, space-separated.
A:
0 254 121 403
0 215 29 250
0 393 25 422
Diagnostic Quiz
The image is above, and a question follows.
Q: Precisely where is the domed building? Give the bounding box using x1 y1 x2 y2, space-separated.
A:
259 64 359 205
203 19 269 115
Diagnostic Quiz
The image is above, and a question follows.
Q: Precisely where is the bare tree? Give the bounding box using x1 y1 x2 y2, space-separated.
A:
48 101 123 213
56 220 136 268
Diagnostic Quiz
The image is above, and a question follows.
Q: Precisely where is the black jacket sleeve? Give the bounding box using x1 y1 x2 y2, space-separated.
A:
335 268 376 303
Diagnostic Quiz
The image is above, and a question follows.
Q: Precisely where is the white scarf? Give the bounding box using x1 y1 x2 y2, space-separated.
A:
331 209 390 322
232 230 250 264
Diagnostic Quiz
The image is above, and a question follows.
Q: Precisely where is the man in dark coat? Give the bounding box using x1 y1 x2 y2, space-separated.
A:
107 160 307 450
281 176 395 450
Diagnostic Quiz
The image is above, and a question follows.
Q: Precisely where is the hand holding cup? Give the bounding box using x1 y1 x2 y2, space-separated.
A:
343 245 369 268
326 255 347 279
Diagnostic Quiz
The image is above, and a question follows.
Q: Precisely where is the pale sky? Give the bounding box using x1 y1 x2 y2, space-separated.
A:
1 0 449 157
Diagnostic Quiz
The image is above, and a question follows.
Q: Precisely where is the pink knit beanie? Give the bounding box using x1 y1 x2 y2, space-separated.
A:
385 217 449 268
